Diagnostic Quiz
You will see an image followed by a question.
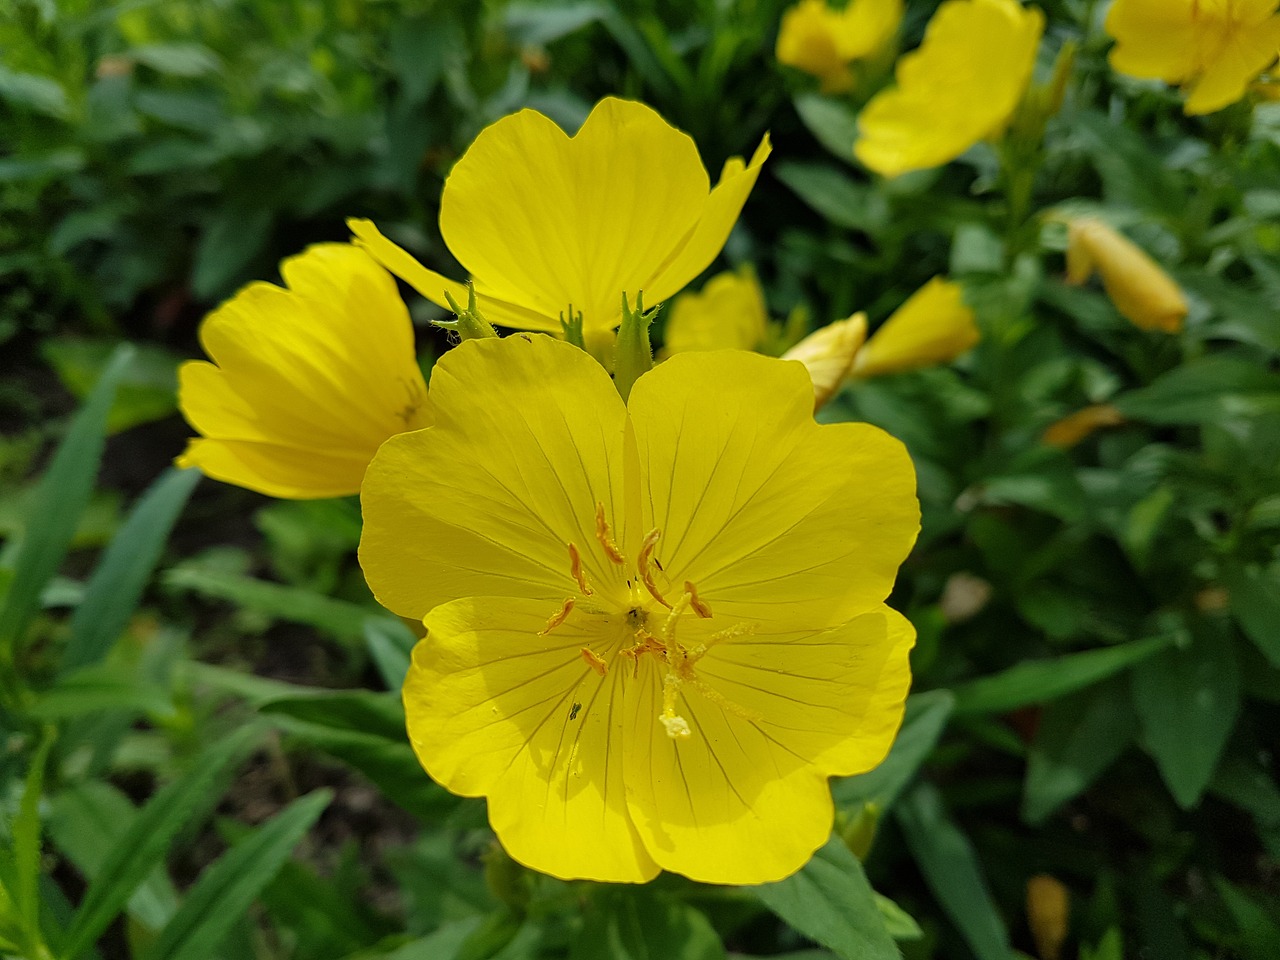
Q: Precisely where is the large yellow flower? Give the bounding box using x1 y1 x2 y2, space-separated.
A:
663 266 769 355
776 0 903 93
360 335 919 884
1106 0 1280 115
349 98 770 336
855 0 1044 177
177 244 430 499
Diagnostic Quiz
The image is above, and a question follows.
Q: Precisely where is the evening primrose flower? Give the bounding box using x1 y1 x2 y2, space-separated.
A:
177 244 430 499
776 0 903 93
349 98 771 336
663 267 769 354
852 277 979 377
782 313 868 408
855 0 1044 177
360 334 919 884
1065 218 1188 333
1105 0 1280 115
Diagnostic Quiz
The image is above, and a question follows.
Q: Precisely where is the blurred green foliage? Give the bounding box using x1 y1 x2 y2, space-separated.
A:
2 0 1280 959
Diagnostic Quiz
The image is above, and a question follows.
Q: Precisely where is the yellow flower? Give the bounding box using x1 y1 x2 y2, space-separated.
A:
349 98 771 336
1065 218 1188 333
1041 405 1125 448
776 0 903 93
663 266 769 354
782 313 868 408
1105 0 1280 115
177 244 430 499
852 277 979 377
360 334 919 884
855 0 1044 177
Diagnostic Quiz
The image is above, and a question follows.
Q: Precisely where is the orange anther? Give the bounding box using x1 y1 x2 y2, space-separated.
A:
580 647 608 677
567 542 593 595
637 528 670 608
685 581 712 618
538 598 574 636
595 502 626 564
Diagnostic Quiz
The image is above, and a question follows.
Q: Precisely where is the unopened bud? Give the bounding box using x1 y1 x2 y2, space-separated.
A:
782 313 867 410
1066 218 1187 333
838 802 881 860
853 277 979 378
1026 874 1069 960
1042 404 1125 448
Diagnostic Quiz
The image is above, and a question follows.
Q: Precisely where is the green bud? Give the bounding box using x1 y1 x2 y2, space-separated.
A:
482 841 532 915
560 304 586 349
437 283 498 340
613 291 662 402
838 802 881 861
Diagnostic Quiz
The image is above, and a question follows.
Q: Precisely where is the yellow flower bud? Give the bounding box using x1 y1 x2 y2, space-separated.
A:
852 277 978 378
782 313 868 410
1026 874 1070 960
1041 404 1125 448
1066 218 1188 333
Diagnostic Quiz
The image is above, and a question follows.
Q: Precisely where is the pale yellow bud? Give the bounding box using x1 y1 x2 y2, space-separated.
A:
1041 404 1125 448
782 313 868 410
1026 874 1070 960
1066 218 1188 333
852 277 979 378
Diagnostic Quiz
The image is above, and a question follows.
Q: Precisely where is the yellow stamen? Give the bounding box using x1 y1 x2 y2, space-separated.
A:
580 647 608 677
685 580 712 618
594 501 626 564
567 542 592 595
538 597 575 636
637 528 670 608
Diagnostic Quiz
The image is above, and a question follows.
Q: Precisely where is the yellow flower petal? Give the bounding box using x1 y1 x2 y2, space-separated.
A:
836 0 903 61
663 266 769 355
626 350 919 629
781 313 869 409
622 606 914 883
358 335 632 620
177 244 429 498
852 277 979 377
1182 19 1280 115
855 0 1043 177
1065 218 1188 333
776 0 858 93
405 597 659 883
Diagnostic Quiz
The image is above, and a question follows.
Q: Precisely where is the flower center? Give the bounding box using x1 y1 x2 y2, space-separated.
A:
541 502 756 741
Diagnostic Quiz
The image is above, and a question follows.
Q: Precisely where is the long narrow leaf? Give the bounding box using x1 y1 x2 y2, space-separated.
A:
60 724 259 959
142 790 331 960
61 466 201 675
0 346 133 651
14 728 55 956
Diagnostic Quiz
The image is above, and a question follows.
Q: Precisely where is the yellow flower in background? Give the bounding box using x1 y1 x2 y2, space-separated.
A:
855 0 1044 177
853 277 979 377
1041 405 1125 448
1065 218 1188 333
663 266 769 354
177 244 430 499
360 335 919 884
1105 0 1280 115
776 0 903 93
782 313 868 408
349 98 771 336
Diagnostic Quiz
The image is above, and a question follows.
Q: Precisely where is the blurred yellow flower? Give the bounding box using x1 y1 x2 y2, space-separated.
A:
1041 404 1125 448
1066 218 1188 333
1105 0 1280 115
177 244 430 499
349 98 770 336
1026 874 1070 960
360 334 919 884
663 266 769 354
782 313 868 408
853 277 979 377
776 0 903 93
855 0 1044 177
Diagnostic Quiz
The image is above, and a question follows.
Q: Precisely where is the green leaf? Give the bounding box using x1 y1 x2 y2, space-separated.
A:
895 782 1012 960
569 889 724 960
142 790 331 960
28 664 175 721
1022 679 1138 823
60 725 260 959
365 618 417 690
1225 564 1280 667
192 205 272 300
1214 877 1280 960
504 2 606 46
833 690 954 809
60 467 200 675
129 44 222 77
1132 629 1241 808
260 689 406 742
774 162 889 232
42 339 181 434
0 65 69 117
1113 357 1280 425
793 94 858 163
749 838 896 960
13 728 55 956
874 893 923 942
0 346 132 652
951 634 1172 715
